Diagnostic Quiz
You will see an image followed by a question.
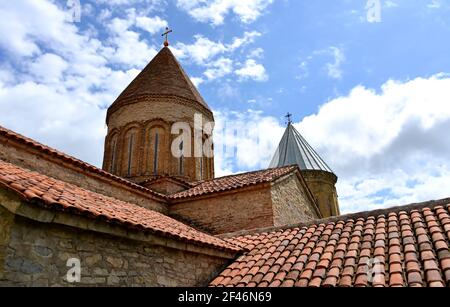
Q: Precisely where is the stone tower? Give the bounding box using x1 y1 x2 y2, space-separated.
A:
102 46 215 184
269 122 340 218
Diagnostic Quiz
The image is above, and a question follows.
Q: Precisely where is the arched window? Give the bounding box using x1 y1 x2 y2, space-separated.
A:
153 132 159 175
199 157 203 180
127 133 135 176
179 141 184 175
122 127 139 177
109 136 118 173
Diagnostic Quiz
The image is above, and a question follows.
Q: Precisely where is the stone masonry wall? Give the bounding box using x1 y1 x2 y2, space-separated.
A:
271 174 319 227
170 186 274 235
0 141 166 213
0 206 229 287
302 171 340 218
0 206 14 281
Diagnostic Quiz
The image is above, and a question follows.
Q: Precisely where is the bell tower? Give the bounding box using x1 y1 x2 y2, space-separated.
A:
102 35 214 184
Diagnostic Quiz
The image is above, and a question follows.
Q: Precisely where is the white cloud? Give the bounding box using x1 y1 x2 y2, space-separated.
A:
298 47 345 81
172 31 262 82
235 59 268 82
0 0 81 57
173 35 228 65
248 47 264 59
384 1 399 9
0 0 143 166
324 47 345 79
135 15 168 34
107 19 158 67
29 53 69 83
228 31 262 50
204 57 233 80
191 77 204 87
214 74 450 214
173 31 260 66
427 0 441 9
298 73 450 213
176 0 274 25
214 109 284 176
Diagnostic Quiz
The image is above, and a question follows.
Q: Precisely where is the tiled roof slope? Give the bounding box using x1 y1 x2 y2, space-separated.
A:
169 166 298 200
210 199 450 287
107 47 211 122
0 125 166 200
0 160 240 252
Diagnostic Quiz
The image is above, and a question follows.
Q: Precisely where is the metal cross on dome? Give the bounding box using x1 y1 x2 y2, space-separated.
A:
162 27 173 46
285 112 293 125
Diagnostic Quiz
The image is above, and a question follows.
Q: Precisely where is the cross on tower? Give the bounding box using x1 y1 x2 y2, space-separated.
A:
285 112 293 125
162 27 173 47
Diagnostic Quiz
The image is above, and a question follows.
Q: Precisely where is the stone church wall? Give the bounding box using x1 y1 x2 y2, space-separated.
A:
271 173 320 227
170 186 274 235
0 205 231 287
0 140 167 213
171 173 321 235
302 170 340 218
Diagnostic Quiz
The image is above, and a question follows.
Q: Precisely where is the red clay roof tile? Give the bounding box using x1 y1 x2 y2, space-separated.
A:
0 160 240 252
211 198 450 287
0 125 165 200
169 166 298 200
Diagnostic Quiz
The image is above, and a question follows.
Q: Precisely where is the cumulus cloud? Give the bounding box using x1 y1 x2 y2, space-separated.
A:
29 53 69 83
135 15 168 34
176 0 274 25
173 31 260 65
0 0 144 165
235 59 268 81
204 57 233 80
106 16 158 67
213 109 284 176
321 46 345 80
214 74 450 213
172 31 262 82
299 47 345 80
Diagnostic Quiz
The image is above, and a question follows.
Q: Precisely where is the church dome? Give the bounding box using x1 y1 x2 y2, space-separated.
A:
103 46 215 184
106 46 212 124
269 122 334 173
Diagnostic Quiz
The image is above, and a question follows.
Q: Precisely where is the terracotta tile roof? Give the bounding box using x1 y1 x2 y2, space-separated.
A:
140 175 196 188
107 47 212 123
169 166 298 200
210 199 450 287
0 125 166 200
0 159 240 252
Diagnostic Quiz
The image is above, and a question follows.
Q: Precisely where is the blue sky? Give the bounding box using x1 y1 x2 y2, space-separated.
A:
1 0 450 213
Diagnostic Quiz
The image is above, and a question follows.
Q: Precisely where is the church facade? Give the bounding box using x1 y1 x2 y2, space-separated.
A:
0 45 449 287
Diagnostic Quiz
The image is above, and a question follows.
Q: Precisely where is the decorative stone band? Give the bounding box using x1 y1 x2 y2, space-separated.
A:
106 94 214 125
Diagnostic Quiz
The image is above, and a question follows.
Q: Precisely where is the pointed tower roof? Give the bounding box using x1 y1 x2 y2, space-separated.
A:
106 47 211 122
269 122 334 173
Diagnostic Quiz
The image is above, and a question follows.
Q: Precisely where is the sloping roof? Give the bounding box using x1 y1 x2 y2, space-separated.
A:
269 123 334 173
0 125 166 200
107 47 211 121
210 199 450 287
169 166 298 200
141 175 195 188
0 159 240 252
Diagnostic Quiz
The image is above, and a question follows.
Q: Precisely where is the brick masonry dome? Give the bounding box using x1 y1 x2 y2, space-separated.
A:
106 46 212 124
102 47 215 184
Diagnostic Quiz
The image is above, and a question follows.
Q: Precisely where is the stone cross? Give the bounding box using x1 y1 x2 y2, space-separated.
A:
162 27 173 46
